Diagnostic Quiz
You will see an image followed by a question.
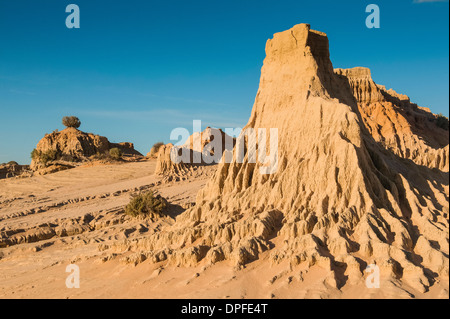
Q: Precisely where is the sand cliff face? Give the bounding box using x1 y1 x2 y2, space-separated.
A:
335 67 449 171
115 24 448 293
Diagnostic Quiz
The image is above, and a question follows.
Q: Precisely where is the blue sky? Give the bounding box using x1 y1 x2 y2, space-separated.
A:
0 0 448 164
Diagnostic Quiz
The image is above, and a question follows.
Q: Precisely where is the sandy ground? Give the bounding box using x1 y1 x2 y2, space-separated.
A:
0 160 447 299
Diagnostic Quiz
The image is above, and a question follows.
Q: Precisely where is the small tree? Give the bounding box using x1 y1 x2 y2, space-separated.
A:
31 149 58 165
436 113 449 131
31 149 39 161
109 147 123 160
149 142 164 157
62 116 81 129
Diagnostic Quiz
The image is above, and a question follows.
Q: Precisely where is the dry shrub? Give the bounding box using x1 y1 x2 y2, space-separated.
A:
109 148 123 160
124 191 168 218
62 116 81 129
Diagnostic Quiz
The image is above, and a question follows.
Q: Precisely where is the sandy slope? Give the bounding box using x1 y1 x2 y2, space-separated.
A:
0 160 208 298
0 160 447 299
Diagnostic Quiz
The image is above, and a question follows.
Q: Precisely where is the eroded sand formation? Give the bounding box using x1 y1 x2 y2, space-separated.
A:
155 127 235 181
335 67 449 171
0 162 30 180
31 127 143 175
112 24 449 294
0 23 448 299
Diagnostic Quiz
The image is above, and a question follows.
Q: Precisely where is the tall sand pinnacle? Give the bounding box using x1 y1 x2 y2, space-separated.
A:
116 24 448 293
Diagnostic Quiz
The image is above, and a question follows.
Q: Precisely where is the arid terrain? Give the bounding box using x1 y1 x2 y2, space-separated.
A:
0 159 446 299
0 160 213 298
0 23 448 299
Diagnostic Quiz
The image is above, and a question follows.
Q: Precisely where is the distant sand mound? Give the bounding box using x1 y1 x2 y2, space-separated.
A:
0 162 30 180
117 24 448 293
31 127 143 174
146 142 165 159
155 127 235 181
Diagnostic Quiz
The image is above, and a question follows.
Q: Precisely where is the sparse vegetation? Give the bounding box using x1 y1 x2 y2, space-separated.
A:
124 191 168 218
31 148 58 165
62 116 81 129
436 113 449 131
31 149 38 160
109 148 123 160
91 151 110 161
149 142 164 157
